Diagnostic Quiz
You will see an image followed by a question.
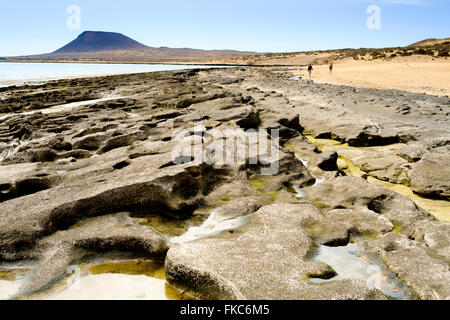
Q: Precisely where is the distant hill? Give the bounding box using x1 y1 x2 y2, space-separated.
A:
54 31 149 53
408 38 450 47
4 31 257 64
4 33 448 66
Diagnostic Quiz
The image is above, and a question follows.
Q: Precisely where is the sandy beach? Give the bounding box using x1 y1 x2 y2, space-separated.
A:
294 56 450 97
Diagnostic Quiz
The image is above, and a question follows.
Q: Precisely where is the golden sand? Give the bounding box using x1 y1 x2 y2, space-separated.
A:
295 56 450 97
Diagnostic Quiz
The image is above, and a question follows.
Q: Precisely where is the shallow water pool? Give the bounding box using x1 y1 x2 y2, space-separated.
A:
309 240 415 300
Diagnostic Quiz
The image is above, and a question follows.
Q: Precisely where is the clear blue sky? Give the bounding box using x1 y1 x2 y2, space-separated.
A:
0 0 448 56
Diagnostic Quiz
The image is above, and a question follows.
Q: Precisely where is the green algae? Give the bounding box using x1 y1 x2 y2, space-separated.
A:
304 135 450 222
337 156 367 178
89 260 166 280
305 135 347 152
218 196 232 204
368 177 450 222
250 179 264 187
0 268 30 281
165 283 197 301
250 178 279 200
25 258 199 300
311 201 328 209
356 231 380 241
89 260 197 300
392 225 403 235
268 191 279 203
130 212 209 237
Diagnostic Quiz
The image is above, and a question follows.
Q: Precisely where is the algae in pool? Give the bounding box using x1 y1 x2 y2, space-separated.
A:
129 211 209 237
305 136 366 178
89 260 166 279
0 269 26 281
250 179 264 187
171 210 251 244
305 136 450 222
337 156 368 178
33 259 196 300
88 261 195 300
367 177 450 222
305 136 347 152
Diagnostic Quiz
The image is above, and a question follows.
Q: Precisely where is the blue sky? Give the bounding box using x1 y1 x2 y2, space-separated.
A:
0 0 448 56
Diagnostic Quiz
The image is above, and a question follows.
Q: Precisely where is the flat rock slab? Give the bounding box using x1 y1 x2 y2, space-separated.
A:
166 203 385 300
368 232 450 300
409 150 450 199
23 215 170 295
307 176 434 236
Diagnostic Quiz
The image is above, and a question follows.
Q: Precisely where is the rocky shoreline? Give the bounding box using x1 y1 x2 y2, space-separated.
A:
0 67 448 300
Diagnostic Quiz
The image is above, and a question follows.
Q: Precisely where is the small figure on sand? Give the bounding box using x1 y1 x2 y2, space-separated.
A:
329 62 333 75
308 64 313 78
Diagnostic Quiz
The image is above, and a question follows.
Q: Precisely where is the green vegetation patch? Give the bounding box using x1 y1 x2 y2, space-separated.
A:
392 225 403 235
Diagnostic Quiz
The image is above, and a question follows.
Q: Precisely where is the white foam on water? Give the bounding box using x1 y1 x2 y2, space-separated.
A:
27 96 122 115
127 113 140 118
293 185 308 200
299 159 309 168
313 178 325 187
0 96 123 122
292 178 325 200
171 211 250 244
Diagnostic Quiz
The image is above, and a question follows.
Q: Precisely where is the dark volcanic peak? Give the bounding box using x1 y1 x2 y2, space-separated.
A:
54 31 149 53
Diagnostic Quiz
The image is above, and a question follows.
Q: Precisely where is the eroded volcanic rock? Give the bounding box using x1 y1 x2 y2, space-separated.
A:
166 203 385 300
0 67 448 300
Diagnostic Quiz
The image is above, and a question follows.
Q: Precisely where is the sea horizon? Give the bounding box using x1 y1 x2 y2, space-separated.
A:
0 62 227 87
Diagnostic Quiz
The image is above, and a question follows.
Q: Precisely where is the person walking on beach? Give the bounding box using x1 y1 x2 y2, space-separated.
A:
308 64 313 79
329 62 333 76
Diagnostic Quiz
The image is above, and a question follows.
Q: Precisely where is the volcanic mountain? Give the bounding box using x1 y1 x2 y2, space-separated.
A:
5 31 257 63
54 31 149 53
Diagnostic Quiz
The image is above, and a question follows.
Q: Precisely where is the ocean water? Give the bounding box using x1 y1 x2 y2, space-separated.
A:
0 62 219 87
